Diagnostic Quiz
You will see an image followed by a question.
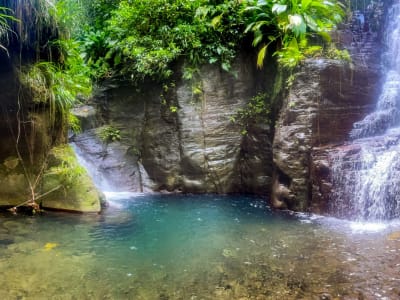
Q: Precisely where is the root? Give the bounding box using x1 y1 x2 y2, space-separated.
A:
8 185 62 214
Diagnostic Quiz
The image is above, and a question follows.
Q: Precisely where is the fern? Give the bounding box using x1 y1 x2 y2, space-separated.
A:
0 6 18 54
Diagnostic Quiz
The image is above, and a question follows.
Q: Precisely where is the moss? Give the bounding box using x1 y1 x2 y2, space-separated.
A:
41 145 102 213
0 173 29 206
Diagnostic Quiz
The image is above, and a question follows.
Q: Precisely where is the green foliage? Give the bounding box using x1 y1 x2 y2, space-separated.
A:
325 46 351 62
0 1 92 133
68 113 81 134
2 0 60 56
243 0 345 68
0 6 17 54
97 125 121 143
169 106 179 113
48 160 85 189
232 92 271 135
47 148 86 189
68 0 245 82
20 39 92 127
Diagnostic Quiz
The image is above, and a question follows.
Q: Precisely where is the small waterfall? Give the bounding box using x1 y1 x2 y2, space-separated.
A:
71 142 115 192
331 3 400 220
70 128 155 194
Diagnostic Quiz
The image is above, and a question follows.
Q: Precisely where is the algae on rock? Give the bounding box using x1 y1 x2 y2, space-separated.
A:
41 145 102 213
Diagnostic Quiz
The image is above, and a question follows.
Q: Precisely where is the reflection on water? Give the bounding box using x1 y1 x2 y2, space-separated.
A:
1 194 400 299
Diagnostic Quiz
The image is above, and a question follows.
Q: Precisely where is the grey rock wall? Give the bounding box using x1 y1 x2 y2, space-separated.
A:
73 55 273 195
272 29 383 212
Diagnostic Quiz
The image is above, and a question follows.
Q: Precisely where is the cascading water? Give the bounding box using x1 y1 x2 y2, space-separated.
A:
331 3 400 220
70 142 114 192
70 127 155 194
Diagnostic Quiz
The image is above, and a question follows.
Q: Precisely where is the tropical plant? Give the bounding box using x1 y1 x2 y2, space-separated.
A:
243 0 345 68
1 0 60 60
97 125 121 143
231 92 271 135
0 6 17 54
20 39 92 129
67 0 245 82
0 1 94 213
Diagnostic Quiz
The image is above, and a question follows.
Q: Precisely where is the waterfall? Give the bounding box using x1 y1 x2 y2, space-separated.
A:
70 128 155 194
71 142 115 192
331 3 400 220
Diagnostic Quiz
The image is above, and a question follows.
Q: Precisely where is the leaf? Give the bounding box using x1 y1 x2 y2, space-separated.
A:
105 50 113 60
211 14 222 28
289 15 307 37
243 6 263 12
301 0 312 9
257 0 268 6
288 38 299 51
114 53 121 65
0 44 9 56
244 22 255 33
221 62 230 72
317 31 332 42
272 4 287 15
310 1 333 10
303 14 318 31
195 6 209 19
257 45 268 68
252 32 264 47
253 20 270 31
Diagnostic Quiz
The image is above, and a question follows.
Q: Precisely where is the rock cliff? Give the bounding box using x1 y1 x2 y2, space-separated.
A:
72 13 385 215
72 54 274 195
272 7 385 212
0 52 101 213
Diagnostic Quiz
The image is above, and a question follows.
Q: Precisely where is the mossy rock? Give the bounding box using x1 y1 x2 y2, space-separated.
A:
0 173 30 207
41 145 102 213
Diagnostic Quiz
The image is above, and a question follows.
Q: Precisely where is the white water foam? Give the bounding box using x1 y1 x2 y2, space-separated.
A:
349 221 389 233
103 191 145 201
331 3 400 221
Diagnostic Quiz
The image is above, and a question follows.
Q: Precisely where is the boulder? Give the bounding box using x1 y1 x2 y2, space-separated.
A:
41 145 102 213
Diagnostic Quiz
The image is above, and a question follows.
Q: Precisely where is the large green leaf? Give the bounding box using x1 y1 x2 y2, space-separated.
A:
301 0 313 10
272 4 287 15
257 44 268 68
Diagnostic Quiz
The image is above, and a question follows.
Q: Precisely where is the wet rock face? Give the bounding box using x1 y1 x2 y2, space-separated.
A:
175 60 272 193
313 131 400 219
312 3 400 219
273 56 381 211
0 67 52 207
272 2 388 212
77 55 273 194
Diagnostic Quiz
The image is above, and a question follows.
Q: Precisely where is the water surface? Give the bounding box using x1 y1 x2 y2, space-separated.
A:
1 194 400 299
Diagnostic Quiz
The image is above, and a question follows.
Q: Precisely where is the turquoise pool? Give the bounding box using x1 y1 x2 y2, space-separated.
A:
1 194 399 299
